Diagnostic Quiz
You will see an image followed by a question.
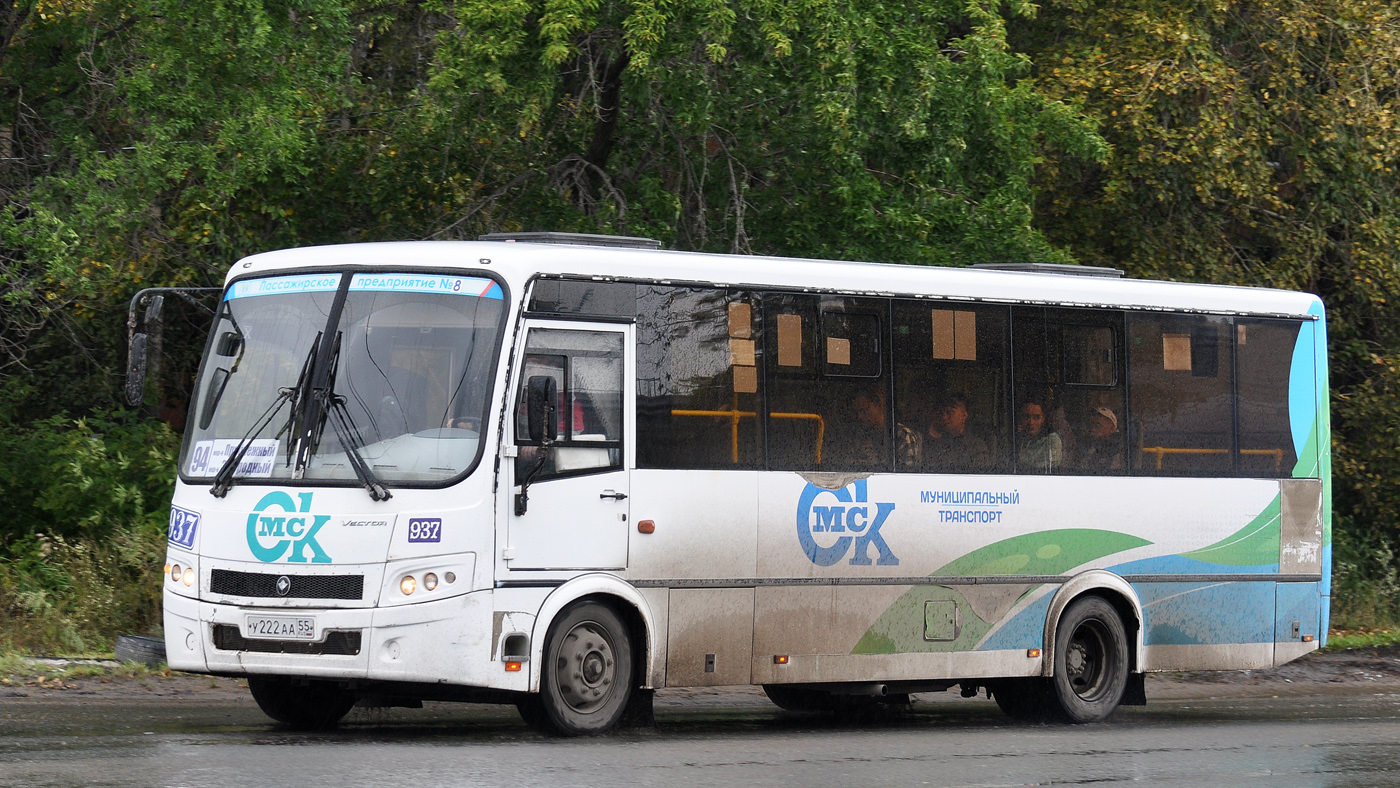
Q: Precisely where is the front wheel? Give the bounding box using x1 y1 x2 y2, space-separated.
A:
1049 596 1129 723
537 601 634 735
989 677 1054 721
247 676 356 729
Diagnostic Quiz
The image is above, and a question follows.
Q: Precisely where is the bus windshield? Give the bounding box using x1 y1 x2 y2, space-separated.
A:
182 272 506 487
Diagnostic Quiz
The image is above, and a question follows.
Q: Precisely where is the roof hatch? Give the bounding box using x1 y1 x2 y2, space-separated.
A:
478 232 662 250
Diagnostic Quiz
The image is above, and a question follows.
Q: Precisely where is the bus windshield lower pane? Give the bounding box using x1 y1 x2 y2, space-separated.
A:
182 272 505 486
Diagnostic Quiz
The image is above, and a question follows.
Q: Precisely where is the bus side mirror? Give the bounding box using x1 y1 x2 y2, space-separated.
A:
214 331 243 357
526 376 558 444
123 294 164 407
124 333 148 406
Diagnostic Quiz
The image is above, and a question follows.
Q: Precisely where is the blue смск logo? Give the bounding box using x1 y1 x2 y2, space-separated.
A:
246 491 331 563
796 480 898 566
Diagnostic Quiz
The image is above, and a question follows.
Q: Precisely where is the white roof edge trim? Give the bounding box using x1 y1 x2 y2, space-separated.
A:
226 241 1324 319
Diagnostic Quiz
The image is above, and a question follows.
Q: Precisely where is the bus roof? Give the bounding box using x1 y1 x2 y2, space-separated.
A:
230 241 1323 319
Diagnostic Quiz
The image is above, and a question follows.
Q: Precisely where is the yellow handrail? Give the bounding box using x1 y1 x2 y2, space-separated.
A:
669 408 826 464
1140 446 1284 472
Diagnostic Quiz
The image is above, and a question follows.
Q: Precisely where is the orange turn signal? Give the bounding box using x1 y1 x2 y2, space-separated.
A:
1302 635 1315 642
773 655 789 665
637 520 656 534
504 661 523 672
1027 649 1042 658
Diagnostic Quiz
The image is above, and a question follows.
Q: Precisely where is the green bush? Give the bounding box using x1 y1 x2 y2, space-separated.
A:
0 413 177 654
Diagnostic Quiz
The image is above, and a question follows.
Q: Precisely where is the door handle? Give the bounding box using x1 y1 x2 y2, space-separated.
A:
599 490 628 501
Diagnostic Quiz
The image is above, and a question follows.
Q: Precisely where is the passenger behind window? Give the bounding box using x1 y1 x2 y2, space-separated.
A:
1076 406 1124 474
923 393 994 473
1017 401 1062 473
896 399 926 469
848 391 894 470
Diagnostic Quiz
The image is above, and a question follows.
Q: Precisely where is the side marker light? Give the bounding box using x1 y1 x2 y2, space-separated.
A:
1302 635 1315 642
504 661 522 672
1027 649 1042 658
773 655 789 665
637 520 655 534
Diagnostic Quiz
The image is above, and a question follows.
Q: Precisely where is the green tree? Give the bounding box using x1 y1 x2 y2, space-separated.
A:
1017 0 1400 623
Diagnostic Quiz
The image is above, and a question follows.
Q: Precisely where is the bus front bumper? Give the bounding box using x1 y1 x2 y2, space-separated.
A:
163 588 531 692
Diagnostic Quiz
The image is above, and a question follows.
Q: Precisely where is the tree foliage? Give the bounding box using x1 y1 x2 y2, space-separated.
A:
1015 0 1400 623
3 0 1400 650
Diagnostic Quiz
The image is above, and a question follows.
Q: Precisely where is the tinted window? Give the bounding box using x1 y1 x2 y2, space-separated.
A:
1236 319 1303 477
529 279 635 316
636 287 763 469
892 302 1009 473
1012 308 1125 475
765 294 889 471
1128 314 1235 476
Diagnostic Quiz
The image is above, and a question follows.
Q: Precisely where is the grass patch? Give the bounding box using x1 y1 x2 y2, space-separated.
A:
0 655 176 688
1324 627 1400 651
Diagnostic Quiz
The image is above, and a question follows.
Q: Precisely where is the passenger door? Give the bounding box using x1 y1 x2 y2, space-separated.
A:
506 321 631 570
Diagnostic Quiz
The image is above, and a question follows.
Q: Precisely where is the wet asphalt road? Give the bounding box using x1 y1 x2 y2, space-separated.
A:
4 687 1400 787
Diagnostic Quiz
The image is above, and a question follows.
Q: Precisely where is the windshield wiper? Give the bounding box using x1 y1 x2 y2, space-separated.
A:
312 333 393 502
209 336 319 498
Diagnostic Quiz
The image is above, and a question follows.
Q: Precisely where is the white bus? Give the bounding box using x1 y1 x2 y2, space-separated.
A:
160 233 1330 733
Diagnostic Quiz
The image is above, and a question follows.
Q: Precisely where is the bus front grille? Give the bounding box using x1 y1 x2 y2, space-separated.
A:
211 625 362 656
209 569 364 600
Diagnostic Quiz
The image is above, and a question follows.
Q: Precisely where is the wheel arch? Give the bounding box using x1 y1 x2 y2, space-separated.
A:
527 573 658 693
1041 570 1145 677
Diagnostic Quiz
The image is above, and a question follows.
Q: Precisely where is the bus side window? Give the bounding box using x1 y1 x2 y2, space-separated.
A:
892 301 1010 474
1236 319 1304 477
765 295 890 472
513 329 624 482
635 287 763 469
1011 307 1125 475
1128 314 1235 477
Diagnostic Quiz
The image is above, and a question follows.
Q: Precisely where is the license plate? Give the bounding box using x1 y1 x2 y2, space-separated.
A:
244 615 316 641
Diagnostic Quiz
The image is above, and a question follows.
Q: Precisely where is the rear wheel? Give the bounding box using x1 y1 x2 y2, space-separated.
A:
1049 596 1129 723
537 601 634 735
247 676 355 729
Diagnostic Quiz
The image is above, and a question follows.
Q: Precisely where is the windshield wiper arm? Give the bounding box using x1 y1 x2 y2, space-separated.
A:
209 387 296 498
313 333 392 502
317 387 393 501
209 335 319 498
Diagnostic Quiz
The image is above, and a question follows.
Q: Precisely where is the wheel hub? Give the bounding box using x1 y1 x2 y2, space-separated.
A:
1066 621 1108 699
553 622 616 713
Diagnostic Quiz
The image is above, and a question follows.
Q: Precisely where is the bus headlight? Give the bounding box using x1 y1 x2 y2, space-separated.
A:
423 572 438 591
182 567 194 587
400 575 417 595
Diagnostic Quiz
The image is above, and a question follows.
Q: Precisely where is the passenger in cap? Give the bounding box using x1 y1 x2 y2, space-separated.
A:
1077 406 1124 473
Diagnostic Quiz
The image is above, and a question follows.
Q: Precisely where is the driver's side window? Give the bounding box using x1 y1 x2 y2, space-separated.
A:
514 328 624 482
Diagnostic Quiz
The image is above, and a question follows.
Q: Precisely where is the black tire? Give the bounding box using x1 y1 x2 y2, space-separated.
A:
1049 596 1130 723
537 601 634 735
989 677 1054 721
763 684 836 712
114 634 167 668
247 676 356 730
515 694 552 731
